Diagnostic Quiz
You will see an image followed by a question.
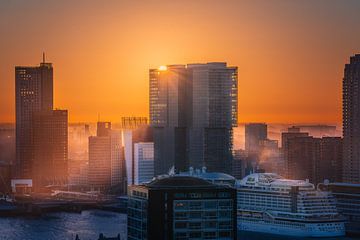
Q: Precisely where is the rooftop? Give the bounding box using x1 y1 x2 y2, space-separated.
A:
147 176 215 188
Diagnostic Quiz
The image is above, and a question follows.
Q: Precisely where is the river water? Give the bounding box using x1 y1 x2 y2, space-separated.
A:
0 210 127 240
0 210 356 240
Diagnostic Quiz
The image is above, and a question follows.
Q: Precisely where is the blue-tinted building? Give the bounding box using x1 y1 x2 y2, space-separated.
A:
128 176 237 240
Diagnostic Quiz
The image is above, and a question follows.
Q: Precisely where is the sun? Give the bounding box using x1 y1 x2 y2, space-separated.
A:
158 65 167 71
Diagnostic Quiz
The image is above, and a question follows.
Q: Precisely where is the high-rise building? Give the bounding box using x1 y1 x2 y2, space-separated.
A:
88 135 111 190
122 120 153 186
134 142 154 184
150 65 189 174
15 56 53 179
318 137 343 183
245 123 267 154
281 127 309 178
88 122 124 191
149 62 237 174
128 176 237 240
343 54 360 183
232 150 246 179
110 130 124 187
287 136 320 183
258 139 282 174
32 110 68 190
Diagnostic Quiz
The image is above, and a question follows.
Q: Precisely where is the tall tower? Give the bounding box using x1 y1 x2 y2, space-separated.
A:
33 110 68 190
149 65 189 174
149 62 238 174
188 62 237 173
15 56 53 179
343 54 360 183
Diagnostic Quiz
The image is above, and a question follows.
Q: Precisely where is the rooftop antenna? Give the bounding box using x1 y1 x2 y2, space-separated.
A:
43 52 45 63
98 113 100 122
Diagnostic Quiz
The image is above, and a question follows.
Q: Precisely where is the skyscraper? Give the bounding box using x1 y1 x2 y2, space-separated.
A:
15 56 53 179
287 136 320 183
110 130 124 187
149 65 189 174
149 62 237 174
88 122 124 191
343 54 360 183
33 110 68 190
281 126 309 178
188 63 238 173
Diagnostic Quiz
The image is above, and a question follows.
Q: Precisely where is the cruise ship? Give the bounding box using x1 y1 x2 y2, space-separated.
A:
236 173 345 237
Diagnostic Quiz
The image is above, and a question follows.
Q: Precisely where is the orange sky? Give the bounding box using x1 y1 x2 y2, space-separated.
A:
1 0 359 124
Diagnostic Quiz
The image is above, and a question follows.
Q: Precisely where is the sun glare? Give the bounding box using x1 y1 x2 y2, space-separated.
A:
158 65 167 71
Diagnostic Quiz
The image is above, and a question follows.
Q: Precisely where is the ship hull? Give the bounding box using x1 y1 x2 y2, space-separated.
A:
237 218 345 237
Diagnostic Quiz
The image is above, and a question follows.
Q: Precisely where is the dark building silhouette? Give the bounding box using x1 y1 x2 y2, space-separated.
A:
318 137 343 183
128 176 237 240
232 149 246 179
343 54 360 183
245 123 267 155
0 163 11 193
33 110 68 190
281 127 309 178
287 136 320 183
150 63 237 174
285 134 343 184
0 126 15 166
15 56 53 179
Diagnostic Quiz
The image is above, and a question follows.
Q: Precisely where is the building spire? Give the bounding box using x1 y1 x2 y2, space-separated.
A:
43 52 45 63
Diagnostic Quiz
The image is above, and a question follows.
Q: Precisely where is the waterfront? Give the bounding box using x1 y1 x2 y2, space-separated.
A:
0 210 357 240
0 210 127 240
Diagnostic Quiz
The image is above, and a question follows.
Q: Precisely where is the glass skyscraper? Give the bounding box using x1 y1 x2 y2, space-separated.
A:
149 62 238 174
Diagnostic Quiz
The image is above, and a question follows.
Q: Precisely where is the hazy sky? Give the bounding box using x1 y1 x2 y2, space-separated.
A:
1 0 359 123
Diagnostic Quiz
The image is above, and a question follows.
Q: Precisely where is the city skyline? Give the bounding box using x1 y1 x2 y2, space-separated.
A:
1 1 360 124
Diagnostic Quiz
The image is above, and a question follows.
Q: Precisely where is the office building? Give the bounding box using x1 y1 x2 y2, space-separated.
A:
32 110 68 191
150 62 238 174
0 126 15 165
258 139 282 174
281 127 309 178
232 150 246 179
128 176 237 240
287 136 320 183
134 142 154 184
88 135 111 190
150 65 189 174
88 122 124 191
318 137 343 183
343 54 360 183
15 55 53 179
122 119 153 186
111 130 124 186
245 123 267 154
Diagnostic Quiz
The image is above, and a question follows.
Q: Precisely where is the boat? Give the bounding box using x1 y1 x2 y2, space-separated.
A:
236 173 345 237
